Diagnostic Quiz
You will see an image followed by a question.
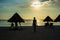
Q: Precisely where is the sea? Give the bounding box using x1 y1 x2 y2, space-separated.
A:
0 19 60 27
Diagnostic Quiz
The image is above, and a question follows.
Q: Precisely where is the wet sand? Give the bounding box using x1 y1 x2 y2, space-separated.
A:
0 26 60 40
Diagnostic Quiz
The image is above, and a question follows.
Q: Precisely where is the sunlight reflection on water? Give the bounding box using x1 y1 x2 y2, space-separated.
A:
0 19 60 27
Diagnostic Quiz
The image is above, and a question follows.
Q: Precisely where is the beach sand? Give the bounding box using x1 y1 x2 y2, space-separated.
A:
0 26 60 40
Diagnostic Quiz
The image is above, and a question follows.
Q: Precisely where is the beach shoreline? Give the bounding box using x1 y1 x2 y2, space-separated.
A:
0 26 60 40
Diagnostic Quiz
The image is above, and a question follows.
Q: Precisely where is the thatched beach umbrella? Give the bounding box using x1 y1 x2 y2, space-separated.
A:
54 15 60 22
43 16 53 26
43 16 53 23
8 12 25 27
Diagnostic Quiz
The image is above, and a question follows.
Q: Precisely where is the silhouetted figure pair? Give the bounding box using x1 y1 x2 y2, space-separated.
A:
33 17 37 32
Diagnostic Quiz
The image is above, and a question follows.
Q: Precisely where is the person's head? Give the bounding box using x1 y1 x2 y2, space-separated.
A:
34 17 36 20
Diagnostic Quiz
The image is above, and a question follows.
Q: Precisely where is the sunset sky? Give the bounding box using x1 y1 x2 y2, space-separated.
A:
0 0 60 20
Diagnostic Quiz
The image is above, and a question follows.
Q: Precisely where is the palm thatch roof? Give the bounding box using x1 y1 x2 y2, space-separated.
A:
43 16 53 22
8 12 25 23
54 15 60 22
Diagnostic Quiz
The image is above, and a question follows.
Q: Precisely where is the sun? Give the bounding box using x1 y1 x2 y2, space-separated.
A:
31 1 41 9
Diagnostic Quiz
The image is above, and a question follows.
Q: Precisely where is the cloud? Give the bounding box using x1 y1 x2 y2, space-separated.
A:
40 0 49 2
39 0 60 7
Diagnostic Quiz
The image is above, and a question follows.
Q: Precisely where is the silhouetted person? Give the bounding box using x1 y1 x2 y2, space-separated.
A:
33 17 37 32
11 23 14 28
19 23 23 31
